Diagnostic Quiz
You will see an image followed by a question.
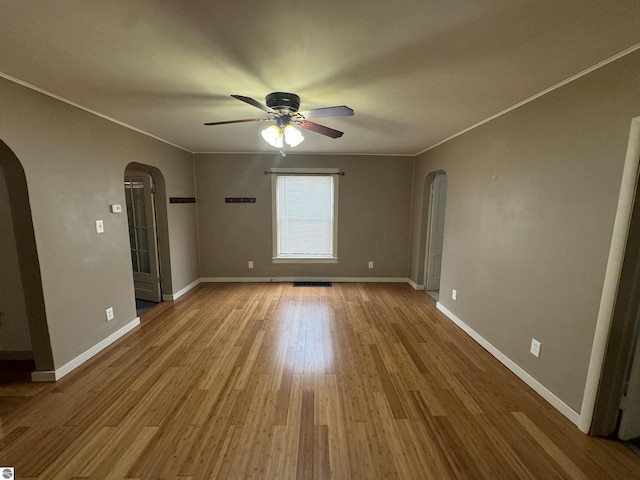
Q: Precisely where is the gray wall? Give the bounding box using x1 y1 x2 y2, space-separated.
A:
195 153 413 279
409 50 640 412
0 78 200 371
0 166 31 356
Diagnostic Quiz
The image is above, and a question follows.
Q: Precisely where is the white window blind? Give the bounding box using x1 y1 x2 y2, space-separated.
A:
276 175 336 259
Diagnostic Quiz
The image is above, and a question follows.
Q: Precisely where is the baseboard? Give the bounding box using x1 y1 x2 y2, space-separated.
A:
436 302 581 427
200 276 410 284
407 279 424 290
164 277 412 301
30 370 56 382
164 278 202 301
31 317 141 382
0 350 34 361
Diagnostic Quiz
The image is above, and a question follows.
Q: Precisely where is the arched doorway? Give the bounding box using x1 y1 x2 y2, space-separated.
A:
0 139 54 375
124 163 171 315
418 170 448 300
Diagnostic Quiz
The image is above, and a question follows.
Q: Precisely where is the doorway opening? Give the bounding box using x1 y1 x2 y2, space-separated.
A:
423 172 448 301
124 163 171 317
587 117 640 447
0 139 54 377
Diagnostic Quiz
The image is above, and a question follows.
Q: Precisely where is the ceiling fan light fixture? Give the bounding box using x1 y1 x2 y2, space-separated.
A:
261 124 305 149
206 92 351 148
261 124 284 148
284 125 304 147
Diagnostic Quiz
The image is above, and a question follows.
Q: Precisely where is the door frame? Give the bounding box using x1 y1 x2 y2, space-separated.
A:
124 162 173 302
125 171 162 302
582 116 640 435
0 139 54 373
416 169 447 291
424 172 447 291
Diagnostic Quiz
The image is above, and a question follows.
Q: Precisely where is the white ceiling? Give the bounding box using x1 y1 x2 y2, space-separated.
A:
1 1 640 156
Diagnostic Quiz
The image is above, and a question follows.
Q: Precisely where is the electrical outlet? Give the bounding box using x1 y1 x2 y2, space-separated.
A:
106 307 114 322
110 204 122 213
368 261 374 269
452 289 457 301
248 260 254 269
530 338 541 358
96 220 104 234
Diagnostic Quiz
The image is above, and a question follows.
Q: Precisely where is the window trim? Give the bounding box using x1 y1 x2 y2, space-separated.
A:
270 167 339 264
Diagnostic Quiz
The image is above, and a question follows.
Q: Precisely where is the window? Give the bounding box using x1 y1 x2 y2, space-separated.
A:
271 168 339 263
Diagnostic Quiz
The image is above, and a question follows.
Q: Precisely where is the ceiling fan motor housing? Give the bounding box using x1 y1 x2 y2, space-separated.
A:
266 92 300 113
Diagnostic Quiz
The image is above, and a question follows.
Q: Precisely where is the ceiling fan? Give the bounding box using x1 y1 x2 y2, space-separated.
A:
204 92 354 154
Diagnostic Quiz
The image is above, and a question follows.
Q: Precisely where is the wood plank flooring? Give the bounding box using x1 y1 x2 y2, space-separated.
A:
1 283 639 479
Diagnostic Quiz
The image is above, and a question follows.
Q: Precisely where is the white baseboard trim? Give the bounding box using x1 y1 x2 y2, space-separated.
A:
30 370 56 382
200 276 410 284
436 302 581 427
164 278 202 301
31 317 141 382
407 279 424 290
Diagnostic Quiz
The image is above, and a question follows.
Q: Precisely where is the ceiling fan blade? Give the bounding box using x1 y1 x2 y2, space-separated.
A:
231 94 277 114
298 120 344 138
204 118 265 126
299 105 354 119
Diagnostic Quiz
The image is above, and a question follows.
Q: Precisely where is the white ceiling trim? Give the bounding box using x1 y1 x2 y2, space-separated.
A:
1 69 415 158
3 40 640 160
0 71 194 154
417 42 640 157
193 151 416 157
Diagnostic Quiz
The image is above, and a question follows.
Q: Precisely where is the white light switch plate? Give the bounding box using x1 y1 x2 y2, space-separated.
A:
452 289 457 301
96 220 104 233
530 338 541 358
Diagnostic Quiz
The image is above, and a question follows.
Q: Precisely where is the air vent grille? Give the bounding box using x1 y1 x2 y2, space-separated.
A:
293 282 332 287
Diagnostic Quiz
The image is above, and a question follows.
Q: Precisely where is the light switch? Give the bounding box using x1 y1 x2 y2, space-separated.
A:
110 204 122 213
96 220 104 234
530 338 541 358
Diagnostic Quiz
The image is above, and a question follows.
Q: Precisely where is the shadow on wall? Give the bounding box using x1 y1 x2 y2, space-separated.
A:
0 139 54 372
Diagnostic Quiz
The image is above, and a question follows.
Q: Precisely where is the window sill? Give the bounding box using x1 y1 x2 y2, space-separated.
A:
272 257 338 264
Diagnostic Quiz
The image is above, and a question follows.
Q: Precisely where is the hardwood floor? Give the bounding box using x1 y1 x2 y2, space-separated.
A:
1 283 639 479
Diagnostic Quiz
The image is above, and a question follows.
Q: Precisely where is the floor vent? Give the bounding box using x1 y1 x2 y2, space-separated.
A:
293 281 333 287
